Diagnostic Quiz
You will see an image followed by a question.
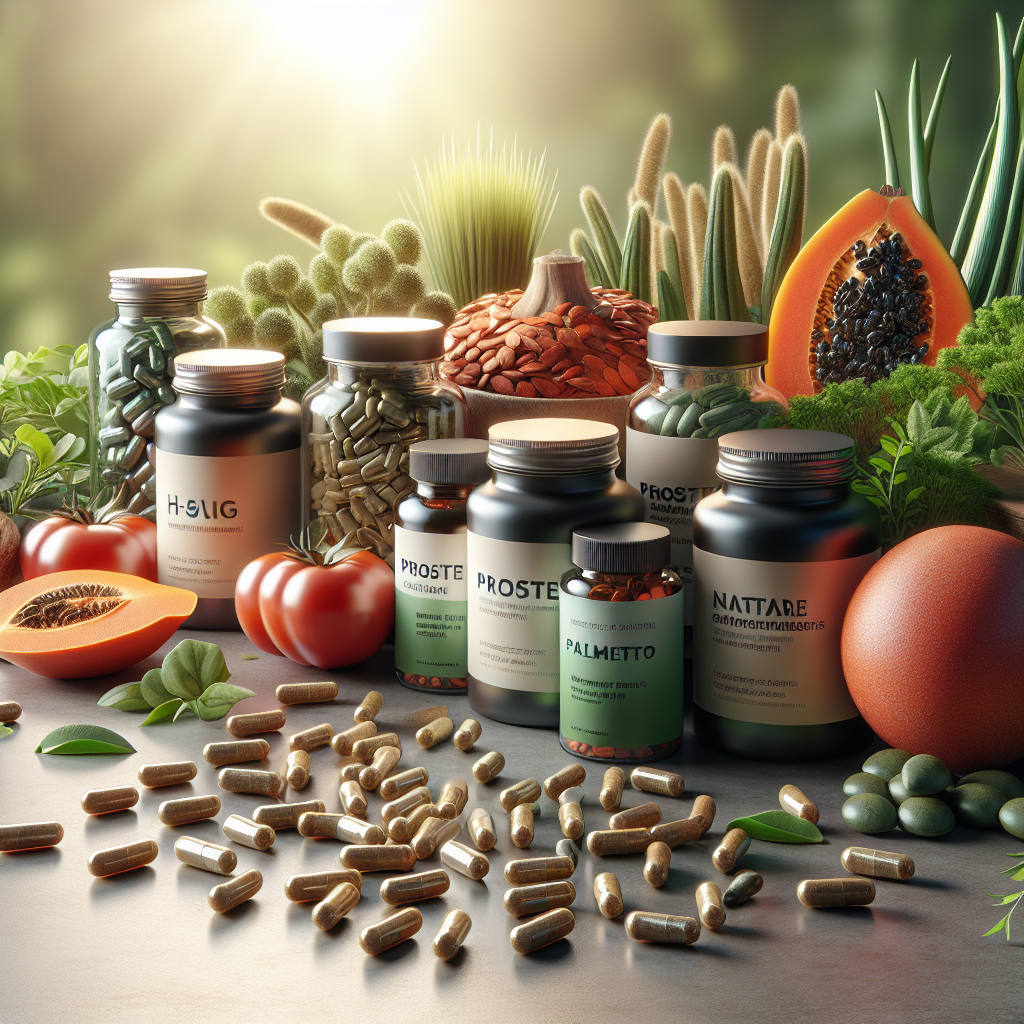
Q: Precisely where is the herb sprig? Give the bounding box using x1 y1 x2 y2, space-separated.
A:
983 851 1024 941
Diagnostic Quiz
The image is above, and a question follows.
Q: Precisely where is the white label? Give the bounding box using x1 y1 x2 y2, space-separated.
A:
693 548 879 726
466 533 571 693
156 448 301 599
625 426 720 625
393 527 467 602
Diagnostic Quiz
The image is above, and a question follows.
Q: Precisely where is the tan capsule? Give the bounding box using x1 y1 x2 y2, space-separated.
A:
289 723 334 753
433 908 471 960
137 761 198 788
780 784 819 824
339 780 368 817
557 800 585 841
625 911 700 945
410 704 449 727
0 700 22 722
389 802 438 843
841 846 915 882
587 828 652 856
713 828 751 873
285 868 363 901
600 766 626 811
209 868 262 912
339 758 365 782
416 715 453 750
643 840 671 887
380 867 450 905
88 839 158 877
437 778 468 819
203 739 269 767
275 680 338 705
218 767 284 799
222 814 275 851
359 907 422 955
81 786 139 815
544 763 586 801
342 843 416 872
499 777 541 812
286 749 312 791
158 795 221 826
336 814 386 845
298 812 345 838
252 799 325 830
453 718 481 751
0 821 64 852
509 907 574 954
354 690 383 723
696 880 726 929
380 766 429 800
593 872 624 919
723 870 763 907
352 732 402 762
510 804 534 849
504 880 576 918
440 839 489 880
505 856 575 885
382 786 431 824
798 877 876 908
174 836 237 875
331 721 377 756
468 807 496 852
312 881 361 931
471 750 504 784
690 794 716 835
631 766 685 797
412 815 460 860
610 801 662 830
650 816 705 849
359 746 401 791
226 709 286 737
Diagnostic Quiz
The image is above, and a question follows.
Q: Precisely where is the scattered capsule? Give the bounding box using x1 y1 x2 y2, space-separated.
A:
780 784 819 824
285 868 363 901
650 816 704 849
469 807 496 852
342 844 416 872
411 704 449 728
610 801 662 830
253 799 325 830
352 732 402 762
556 838 580 866
226 710 286 737
600 766 626 811
841 846 915 882
557 797 584 841
416 716 453 750
453 718 482 752
312 881 361 931
690 794 716 835
336 814 386 845
625 911 700 945
437 778 468 819
499 778 541 812
359 907 422 955
631 766 684 797
695 880 726 930
158 795 221 826
331 721 377 757
798 877 876 908
381 868 450 905
359 746 401 791
643 840 671 887
510 804 534 849
203 739 269 767
471 750 504 784
440 840 489 880
289 723 334 753
433 908 471 961
137 761 197 788
298 812 345 838
88 839 158 877
593 872 623 919
504 880 576 918
587 828 652 856
723 870 763 907
209 868 262 912
380 766 429 800
0 821 64 852
339 759 365 783
354 690 383 724
339 780 368 817
412 815 460 860
504 856 574 885
222 814 275 851
382 786 431 824
218 767 284 799
389 802 437 843
713 828 750 873
81 786 139 815
544 763 586 801
275 680 338 705
509 908 575 954
0 700 22 722
174 836 236 875
286 749 312 791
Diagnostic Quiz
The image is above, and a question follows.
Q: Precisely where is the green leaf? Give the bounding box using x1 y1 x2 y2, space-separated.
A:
160 639 230 701
173 699 198 722
983 913 1010 938
240 653 259 661
879 435 900 457
923 55 952 176
906 486 927 502
97 682 151 712
198 682 255 710
869 457 892 474
893 472 909 486
139 668 174 708
14 424 54 467
987 891 1024 905
875 90 901 190
34 724 135 755
0 724 13 738
139 698 183 726
725 810 823 844
866 496 888 509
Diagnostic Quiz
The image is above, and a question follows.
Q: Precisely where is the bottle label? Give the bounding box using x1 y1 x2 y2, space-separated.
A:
393 526 468 677
466 534 570 693
692 548 880 726
559 589 685 755
156 448 301 599
625 426 720 625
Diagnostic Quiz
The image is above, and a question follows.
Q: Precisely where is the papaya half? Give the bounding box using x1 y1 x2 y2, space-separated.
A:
0 570 195 679
765 187 973 397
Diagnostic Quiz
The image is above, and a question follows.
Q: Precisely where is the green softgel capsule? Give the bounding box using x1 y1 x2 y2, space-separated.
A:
843 772 891 799
862 748 911 781
842 793 897 834
901 754 952 796
898 796 955 837
957 771 1024 801
948 784 1006 829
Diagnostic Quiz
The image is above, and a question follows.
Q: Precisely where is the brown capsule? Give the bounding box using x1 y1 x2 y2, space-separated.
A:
437 778 468 819
841 846 915 882
298 812 345 838
600 766 626 811
410 704 449 728
81 786 139 815
650 816 705 849
544 763 586 801
380 766 429 800
631 766 685 797
158 795 221 826
439 840 489 880
354 690 383 724
509 907 575 955
331 721 377 756
557 799 584 841
0 700 22 722
780 784 819 824
412 815 461 860
593 872 623 919
644 840 672 887
504 880 576 918
695 880 726 930
336 814 386 845
352 732 402 762
382 786 431 824
609 801 662 830
174 836 237 875
469 807 496 852
339 780 368 817
286 749 312 791
690 794 716 835
389 802 437 843
798 877 876 908
0 821 64 852
222 814 275 851
723 870 763 907
252 799 325 830
312 881 361 931
289 723 334 753
433 908 471 961
359 745 401 791
285 868 363 901
416 716 453 750
137 761 197 788
203 739 269 767
505 856 575 885
499 777 541 812
453 718 482 752
586 828 652 856
226 710 286 737
380 867 450 905
208 868 262 912
342 843 416 872
471 750 504 784
713 828 751 873
625 911 700 945
339 758 365 782
218 767 285 799
88 839 158 877
510 804 534 849
359 907 422 955
275 680 338 705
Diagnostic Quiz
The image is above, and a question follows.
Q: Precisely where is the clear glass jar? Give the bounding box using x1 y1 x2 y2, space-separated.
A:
302 318 466 566
88 269 225 519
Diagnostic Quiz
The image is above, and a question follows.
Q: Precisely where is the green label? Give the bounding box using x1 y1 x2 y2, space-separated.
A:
395 589 468 676
559 589 685 754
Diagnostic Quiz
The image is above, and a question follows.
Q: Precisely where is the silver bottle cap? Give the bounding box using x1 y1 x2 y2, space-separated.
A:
717 428 857 486
487 418 620 476
172 349 286 395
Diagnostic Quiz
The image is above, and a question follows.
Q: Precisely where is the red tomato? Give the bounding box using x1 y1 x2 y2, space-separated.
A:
234 553 290 657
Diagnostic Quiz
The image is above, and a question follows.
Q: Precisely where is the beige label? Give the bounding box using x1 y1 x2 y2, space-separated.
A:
693 548 879 726
156 448 301 599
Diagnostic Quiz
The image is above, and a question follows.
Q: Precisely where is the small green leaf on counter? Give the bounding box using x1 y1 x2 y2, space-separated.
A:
139 668 174 708
726 810 823 843
161 639 231 701
139 698 183 727
35 724 135 755
0 724 12 738
173 699 198 722
97 682 151 712
197 683 255 721
240 653 259 661
984 851 1024 941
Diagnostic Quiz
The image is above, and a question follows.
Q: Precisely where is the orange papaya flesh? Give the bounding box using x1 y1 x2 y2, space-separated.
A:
766 189 974 398
0 569 196 679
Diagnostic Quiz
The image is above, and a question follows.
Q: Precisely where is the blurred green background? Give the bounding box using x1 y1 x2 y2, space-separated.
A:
0 0 1018 352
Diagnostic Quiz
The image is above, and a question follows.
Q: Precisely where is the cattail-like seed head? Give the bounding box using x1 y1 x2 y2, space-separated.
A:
259 197 335 249
321 225 354 269
634 113 672 214
413 291 457 327
267 254 301 295
311 293 339 330
342 239 396 294
205 286 248 325
309 253 340 295
712 126 737 172
382 219 423 265
774 84 801 142
292 277 317 314
242 262 272 297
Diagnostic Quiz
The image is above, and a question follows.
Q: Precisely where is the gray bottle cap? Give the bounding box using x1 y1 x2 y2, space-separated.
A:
572 522 671 574
322 317 444 363
109 268 208 306
409 439 491 485
647 321 768 368
717 428 857 486
172 349 286 395
487 418 620 476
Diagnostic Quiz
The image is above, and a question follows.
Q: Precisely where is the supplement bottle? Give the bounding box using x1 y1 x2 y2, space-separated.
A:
559 523 684 762
394 438 491 693
692 429 880 760
155 350 301 629
466 419 644 727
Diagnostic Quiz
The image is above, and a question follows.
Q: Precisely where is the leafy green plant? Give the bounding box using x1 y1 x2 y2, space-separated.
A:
725 811 823 843
0 424 87 525
35 724 135 755
983 850 1024 941
852 420 925 546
